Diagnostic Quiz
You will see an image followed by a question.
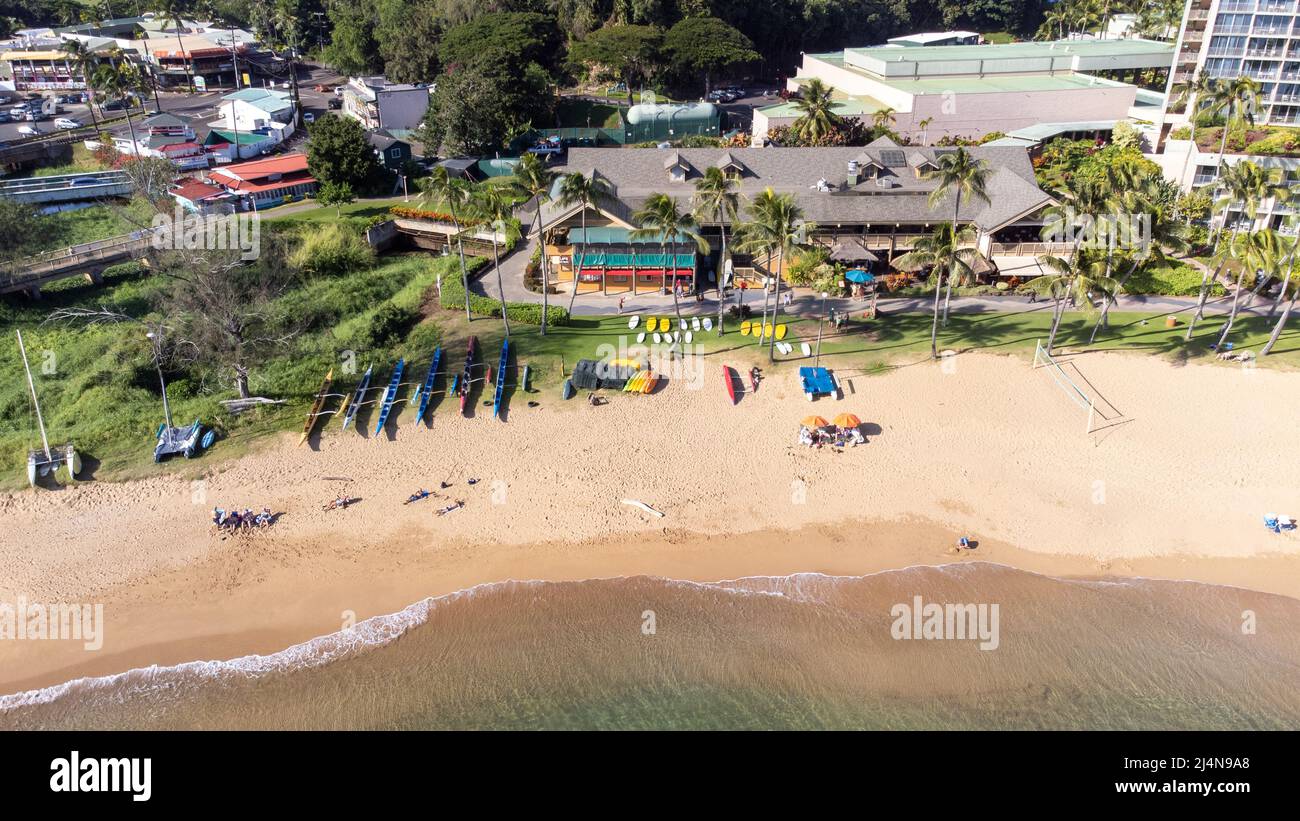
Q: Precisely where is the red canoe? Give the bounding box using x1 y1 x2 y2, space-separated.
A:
723 365 737 405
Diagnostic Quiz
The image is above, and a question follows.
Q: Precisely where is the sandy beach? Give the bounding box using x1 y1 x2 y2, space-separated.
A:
3 349 1299 695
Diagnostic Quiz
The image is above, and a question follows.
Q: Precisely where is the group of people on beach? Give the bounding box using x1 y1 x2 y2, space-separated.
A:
211 507 273 531
798 425 866 449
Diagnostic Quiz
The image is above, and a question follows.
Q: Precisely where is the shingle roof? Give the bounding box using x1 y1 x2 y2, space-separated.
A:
540 139 1052 232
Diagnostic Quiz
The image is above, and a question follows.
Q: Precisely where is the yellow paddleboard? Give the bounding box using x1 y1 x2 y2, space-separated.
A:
776 324 788 340
740 320 752 336
611 357 642 370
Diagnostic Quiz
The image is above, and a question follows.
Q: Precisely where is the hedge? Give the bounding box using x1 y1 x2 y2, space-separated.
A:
437 258 570 327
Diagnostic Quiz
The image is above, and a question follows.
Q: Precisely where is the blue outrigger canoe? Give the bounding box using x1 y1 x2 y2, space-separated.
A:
493 339 509 418
414 347 442 427
340 365 373 430
373 358 405 435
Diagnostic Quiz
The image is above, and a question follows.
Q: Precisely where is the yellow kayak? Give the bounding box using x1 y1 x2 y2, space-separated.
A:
776 324 788 340
740 320 752 336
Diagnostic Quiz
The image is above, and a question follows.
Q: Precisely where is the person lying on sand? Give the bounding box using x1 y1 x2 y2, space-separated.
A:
404 489 431 505
323 495 354 511
436 501 464 517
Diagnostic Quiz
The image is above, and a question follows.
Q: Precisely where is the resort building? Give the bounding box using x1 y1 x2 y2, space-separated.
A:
757 38 1176 143
1151 0 1300 192
528 140 1059 296
205 152 316 210
341 77 430 131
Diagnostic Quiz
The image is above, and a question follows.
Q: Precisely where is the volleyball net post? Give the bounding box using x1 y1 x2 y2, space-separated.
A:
1033 340 1098 435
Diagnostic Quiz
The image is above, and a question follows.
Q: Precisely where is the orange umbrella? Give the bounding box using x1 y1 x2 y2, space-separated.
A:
833 413 861 428
801 415 830 428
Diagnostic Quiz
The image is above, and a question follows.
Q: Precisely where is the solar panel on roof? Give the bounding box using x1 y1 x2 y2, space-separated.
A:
880 149 907 167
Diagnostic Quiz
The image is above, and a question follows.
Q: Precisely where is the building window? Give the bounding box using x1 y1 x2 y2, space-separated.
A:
390 148 401 158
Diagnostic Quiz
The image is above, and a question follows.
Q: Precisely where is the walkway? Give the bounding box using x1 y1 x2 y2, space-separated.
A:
467 242 1264 319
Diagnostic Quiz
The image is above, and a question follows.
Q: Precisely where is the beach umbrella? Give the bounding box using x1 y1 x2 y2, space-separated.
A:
844 269 874 284
833 413 861 428
801 415 830 428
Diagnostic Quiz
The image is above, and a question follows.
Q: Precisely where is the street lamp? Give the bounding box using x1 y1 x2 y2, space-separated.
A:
814 291 829 367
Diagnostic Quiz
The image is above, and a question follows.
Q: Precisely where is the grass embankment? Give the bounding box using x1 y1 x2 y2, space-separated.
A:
0 251 454 489
27 199 158 254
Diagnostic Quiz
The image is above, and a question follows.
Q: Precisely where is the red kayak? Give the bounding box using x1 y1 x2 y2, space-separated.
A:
724 365 737 405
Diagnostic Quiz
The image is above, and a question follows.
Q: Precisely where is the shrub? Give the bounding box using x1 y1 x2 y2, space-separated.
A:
345 302 419 351
438 258 570 326
1125 263 1226 297
389 205 483 226
289 223 376 278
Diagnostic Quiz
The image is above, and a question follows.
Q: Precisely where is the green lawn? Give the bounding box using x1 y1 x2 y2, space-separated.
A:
263 195 412 224
556 98 623 129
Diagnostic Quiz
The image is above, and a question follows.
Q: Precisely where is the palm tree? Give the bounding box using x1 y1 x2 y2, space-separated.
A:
93 56 144 153
917 117 933 146
871 107 897 132
1187 161 1286 339
789 78 841 143
733 189 809 362
556 172 615 313
61 39 101 132
1035 251 1115 355
419 166 474 321
152 0 196 92
470 185 521 338
1261 265 1298 355
922 147 990 330
1088 177 1191 343
631 194 709 353
1213 228 1284 350
692 167 740 336
895 223 989 357
511 154 557 334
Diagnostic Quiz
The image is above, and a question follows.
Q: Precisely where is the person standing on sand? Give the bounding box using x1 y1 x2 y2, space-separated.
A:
618 297 625 314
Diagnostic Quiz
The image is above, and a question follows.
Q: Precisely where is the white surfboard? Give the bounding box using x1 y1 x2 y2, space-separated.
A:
691 317 701 331
653 332 662 344
703 317 713 331
679 318 687 331
628 315 640 329
636 332 645 343
685 330 693 344
800 342 812 356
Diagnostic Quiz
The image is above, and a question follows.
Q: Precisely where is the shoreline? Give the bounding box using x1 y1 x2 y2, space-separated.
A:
3 514 1299 698
4 350 1300 698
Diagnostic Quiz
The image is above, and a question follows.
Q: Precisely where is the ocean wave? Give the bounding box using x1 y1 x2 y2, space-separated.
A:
0 578 547 713
2 563 1271 714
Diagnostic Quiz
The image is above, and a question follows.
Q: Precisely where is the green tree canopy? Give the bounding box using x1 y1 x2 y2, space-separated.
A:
306 114 381 191
663 16 758 92
568 24 663 99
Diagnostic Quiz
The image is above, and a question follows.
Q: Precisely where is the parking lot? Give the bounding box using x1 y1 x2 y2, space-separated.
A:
0 63 342 148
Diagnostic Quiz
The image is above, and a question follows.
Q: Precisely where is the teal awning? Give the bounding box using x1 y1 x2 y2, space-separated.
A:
569 227 691 245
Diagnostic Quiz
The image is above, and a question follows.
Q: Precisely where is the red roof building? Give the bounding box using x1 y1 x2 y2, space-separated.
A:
205 152 317 209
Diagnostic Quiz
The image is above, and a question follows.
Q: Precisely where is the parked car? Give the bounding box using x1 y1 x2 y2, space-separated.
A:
327 97 341 110
303 112 315 124
54 117 81 130
16 124 39 137
102 99 127 111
